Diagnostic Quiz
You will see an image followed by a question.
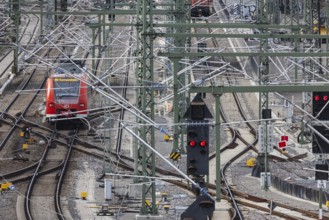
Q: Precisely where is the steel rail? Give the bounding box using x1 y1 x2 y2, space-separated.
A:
24 132 55 220
0 13 39 77
54 130 78 220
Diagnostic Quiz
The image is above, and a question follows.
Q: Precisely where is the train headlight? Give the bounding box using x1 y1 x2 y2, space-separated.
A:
48 103 54 107
79 103 85 107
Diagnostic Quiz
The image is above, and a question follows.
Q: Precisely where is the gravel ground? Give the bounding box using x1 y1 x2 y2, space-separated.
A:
0 189 19 220
229 158 328 218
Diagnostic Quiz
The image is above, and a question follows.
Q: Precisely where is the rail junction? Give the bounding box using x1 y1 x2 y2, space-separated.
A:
1 0 329 219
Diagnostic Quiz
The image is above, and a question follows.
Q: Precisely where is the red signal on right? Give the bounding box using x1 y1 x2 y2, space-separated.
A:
199 140 207 147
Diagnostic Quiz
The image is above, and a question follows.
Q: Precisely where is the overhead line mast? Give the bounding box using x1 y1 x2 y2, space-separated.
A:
5 0 329 218
135 0 158 216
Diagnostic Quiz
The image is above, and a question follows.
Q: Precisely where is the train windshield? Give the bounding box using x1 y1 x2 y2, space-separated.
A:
55 63 83 74
54 78 80 97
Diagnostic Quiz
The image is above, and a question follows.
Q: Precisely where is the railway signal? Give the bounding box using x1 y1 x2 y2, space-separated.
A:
313 92 329 120
312 92 329 153
184 94 212 176
183 93 212 121
186 123 209 175
312 92 329 220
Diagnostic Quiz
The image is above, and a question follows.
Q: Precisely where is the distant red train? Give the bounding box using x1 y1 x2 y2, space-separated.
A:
45 62 88 122
191 0 213 17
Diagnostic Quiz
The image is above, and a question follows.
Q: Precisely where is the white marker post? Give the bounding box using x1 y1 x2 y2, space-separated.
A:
318 180 326 220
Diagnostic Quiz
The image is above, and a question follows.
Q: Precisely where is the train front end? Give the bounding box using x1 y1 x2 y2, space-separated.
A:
45 76 88 122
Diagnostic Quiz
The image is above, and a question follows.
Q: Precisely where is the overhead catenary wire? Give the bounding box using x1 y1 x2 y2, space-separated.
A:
79 47 173 133
121 122 214 200
16 40 173 136
0 2 97 219
157 65 230 104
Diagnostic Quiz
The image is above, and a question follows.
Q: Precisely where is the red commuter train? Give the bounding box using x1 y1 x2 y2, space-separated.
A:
45 62 88 123
191 0 213 17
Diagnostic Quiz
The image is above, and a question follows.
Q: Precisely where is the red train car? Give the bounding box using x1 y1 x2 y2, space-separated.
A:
191 0 213 17
45 62 88 122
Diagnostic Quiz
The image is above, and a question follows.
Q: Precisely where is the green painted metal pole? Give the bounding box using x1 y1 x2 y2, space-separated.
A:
215 94 221 201
98 15 102 48
102 13 105 48
264 120 269 191
54 0 57 24
171 0 187 155
173 58 180 152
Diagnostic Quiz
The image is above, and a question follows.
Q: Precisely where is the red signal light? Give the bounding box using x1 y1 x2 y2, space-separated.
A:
324 96 328 101
199 140 207 147
314 95 320 101
189 140 196 147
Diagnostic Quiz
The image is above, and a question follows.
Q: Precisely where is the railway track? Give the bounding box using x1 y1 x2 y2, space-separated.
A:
114 25 133 157
0 5 103 218
24 131 56 220
55 130 79 220
0 1 321 220
0 13 39 78
0 115 322 219
0 47 59 180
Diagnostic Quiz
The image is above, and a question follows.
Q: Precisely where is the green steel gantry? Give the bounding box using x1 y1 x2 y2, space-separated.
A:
4 0 329 217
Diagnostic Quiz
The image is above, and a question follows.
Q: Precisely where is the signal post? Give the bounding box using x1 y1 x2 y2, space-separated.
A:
312 92 329 220
181 93 214 219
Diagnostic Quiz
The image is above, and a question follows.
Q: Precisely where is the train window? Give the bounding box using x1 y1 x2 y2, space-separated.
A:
55 63 82 74
54 79 80 98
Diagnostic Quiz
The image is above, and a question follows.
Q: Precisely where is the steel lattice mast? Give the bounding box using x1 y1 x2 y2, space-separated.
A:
255 0 271 190
4 0 329 217
134 0 158 215
171 0 190 155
